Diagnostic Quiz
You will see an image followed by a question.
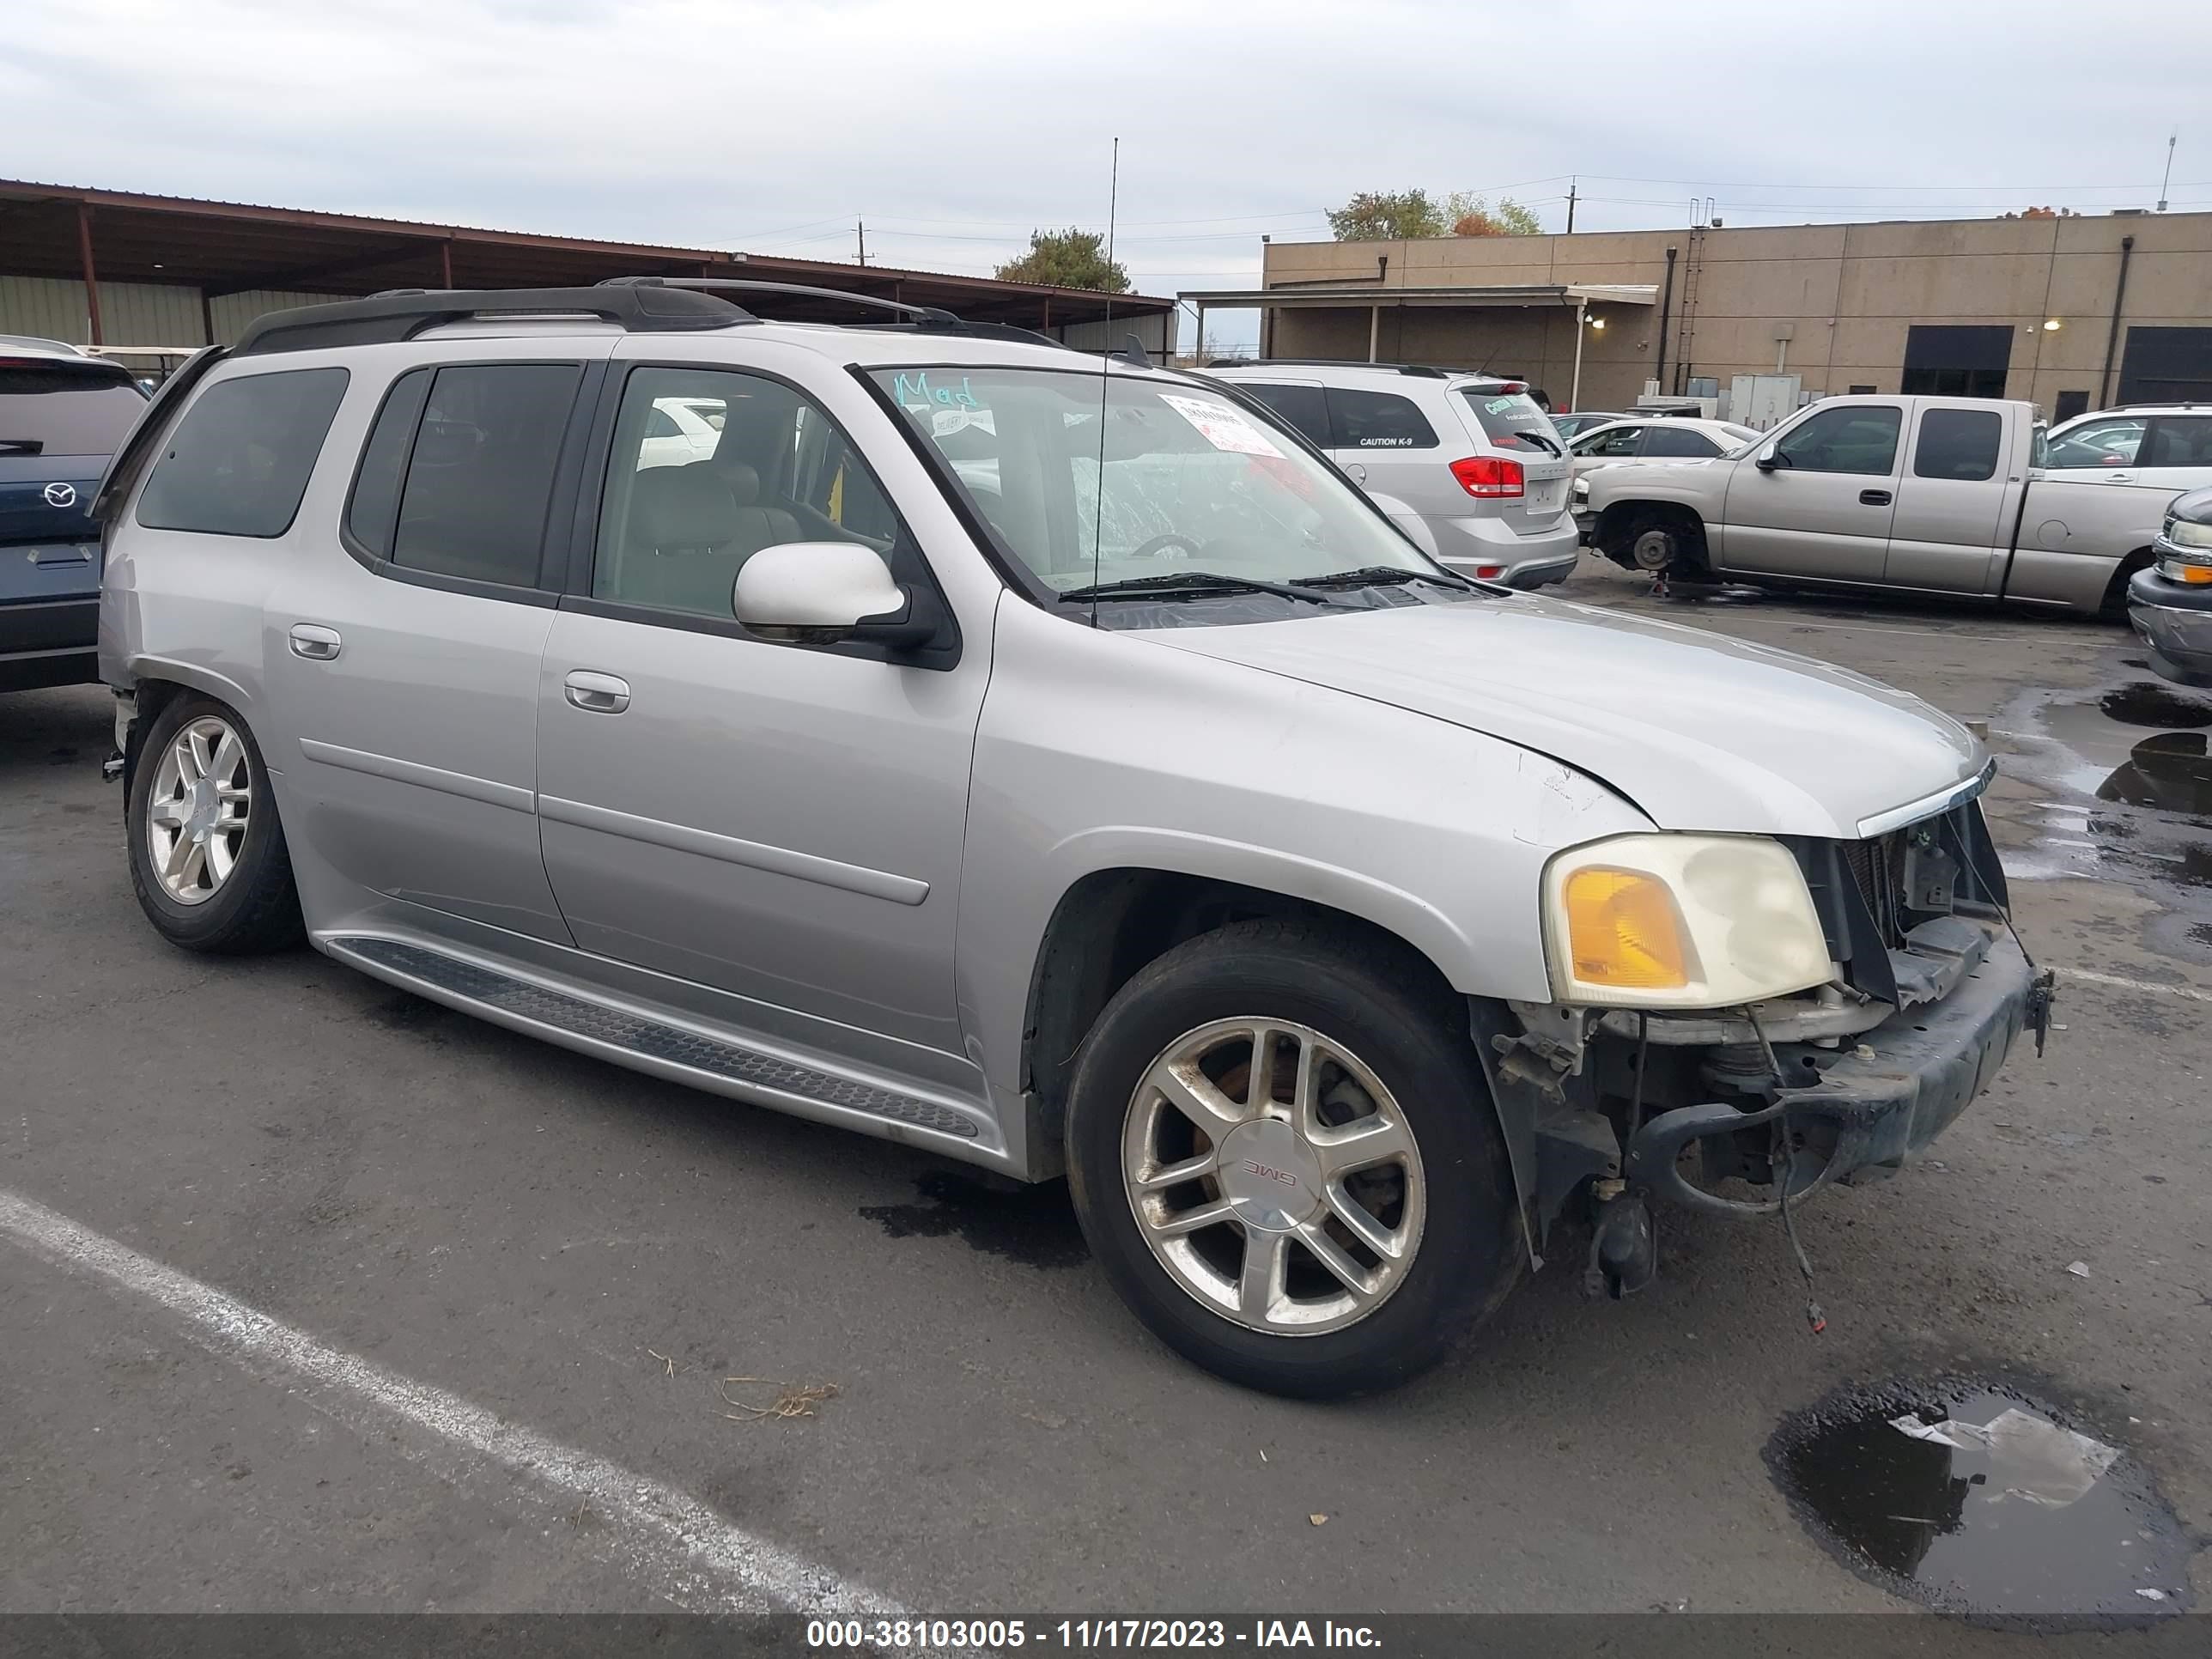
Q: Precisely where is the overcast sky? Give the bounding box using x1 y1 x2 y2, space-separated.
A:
6 0 2205 348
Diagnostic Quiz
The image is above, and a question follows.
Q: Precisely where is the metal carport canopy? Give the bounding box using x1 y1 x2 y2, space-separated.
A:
1177 282 1658 398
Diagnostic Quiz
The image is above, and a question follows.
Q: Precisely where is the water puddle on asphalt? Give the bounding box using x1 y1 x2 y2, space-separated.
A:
1769 1382 2191 1618
2004 679 2212 908
859 1170 1090 1268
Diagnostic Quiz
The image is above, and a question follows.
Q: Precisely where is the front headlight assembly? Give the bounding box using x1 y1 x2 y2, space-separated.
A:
2161 515 2212 552
1542 833 1833 1009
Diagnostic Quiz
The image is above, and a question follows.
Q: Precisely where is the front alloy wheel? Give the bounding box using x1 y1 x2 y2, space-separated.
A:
145 714 253 904
1123 1018 1425 1335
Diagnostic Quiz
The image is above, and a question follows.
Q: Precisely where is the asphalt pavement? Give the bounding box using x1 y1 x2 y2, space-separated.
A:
3 557 2208 1616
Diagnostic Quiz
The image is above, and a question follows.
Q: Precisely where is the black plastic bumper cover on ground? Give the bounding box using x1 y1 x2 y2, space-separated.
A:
1626 934 2033 1216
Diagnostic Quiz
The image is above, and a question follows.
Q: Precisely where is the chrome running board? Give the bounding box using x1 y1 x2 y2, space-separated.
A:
323 933 987 1144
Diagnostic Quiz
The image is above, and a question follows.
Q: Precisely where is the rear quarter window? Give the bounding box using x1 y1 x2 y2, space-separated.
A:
1326 387 1438 450
136 367 350 538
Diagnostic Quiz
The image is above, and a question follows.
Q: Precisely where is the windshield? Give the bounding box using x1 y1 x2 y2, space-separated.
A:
0 362 147 455
872 366 1435 593
1458 386 1561 455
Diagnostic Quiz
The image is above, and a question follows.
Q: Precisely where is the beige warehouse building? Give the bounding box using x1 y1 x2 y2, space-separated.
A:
1186 210 2212 421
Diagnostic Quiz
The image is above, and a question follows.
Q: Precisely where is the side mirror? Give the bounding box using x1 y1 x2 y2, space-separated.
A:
1753 444 1784 471
732 543 935 648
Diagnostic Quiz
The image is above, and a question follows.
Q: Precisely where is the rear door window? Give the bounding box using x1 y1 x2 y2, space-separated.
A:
1456 386 1561 454
383 363 583 587
1912 407 2003 480
0 358 147 456
1327 387 1438 450
135 367 349 538
2142 416 2212 469
1642 425 1723 459
1236 382 1333 448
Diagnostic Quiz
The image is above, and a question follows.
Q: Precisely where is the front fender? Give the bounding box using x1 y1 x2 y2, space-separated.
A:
956 599 1655 1112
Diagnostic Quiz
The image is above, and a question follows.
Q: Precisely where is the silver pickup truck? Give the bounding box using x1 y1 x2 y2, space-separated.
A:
1581 393 2181 614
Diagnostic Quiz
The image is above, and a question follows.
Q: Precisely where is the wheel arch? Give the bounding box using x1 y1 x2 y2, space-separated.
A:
1018 853 1539 1253
115 659 256 794
1592 498 1708 564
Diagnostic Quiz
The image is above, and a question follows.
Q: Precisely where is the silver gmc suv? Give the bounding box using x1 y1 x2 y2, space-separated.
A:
95 282 2048 1396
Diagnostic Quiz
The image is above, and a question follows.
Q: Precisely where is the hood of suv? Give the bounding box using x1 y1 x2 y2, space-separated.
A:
1138 594 1984 841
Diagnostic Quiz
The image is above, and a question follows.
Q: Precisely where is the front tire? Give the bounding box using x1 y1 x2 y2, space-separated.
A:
1064 921 1521 1397
127 694 304 955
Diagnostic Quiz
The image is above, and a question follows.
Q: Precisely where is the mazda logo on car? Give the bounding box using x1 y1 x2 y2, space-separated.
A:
43 482 78 508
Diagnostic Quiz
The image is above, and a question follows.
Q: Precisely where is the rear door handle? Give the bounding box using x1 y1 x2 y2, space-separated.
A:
2104 471 2134 483
288 623 342 660
563 670 630 714
1858 489 1893 506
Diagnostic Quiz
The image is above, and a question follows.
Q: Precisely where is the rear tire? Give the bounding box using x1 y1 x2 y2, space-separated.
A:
2101 550 2153 621
1064 920 1522 1398
127 694 305 956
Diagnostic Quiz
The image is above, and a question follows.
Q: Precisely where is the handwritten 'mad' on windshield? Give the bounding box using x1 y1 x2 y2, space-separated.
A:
893 371 980 412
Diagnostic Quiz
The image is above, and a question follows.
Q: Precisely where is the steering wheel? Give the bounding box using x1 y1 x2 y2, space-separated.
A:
1131 532 1203 562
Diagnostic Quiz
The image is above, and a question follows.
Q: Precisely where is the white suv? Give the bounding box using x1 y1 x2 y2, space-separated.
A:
1206 362 1580 587
2044 404 2212 490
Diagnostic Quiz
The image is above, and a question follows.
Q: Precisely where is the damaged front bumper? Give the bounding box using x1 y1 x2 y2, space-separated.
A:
1624 931 2036 1217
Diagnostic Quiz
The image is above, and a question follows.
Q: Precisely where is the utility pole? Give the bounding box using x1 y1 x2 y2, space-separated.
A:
2158 133 2177 212
1565 176 1577 234
856 221 867 265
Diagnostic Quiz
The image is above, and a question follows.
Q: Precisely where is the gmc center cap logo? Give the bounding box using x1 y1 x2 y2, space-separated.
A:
1239 1158 1299 1188
43 482 77 508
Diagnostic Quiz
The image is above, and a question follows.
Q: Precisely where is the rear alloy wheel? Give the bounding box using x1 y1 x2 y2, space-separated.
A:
1123 1018 1425 1336
127 694 304 955
1065 921 1521 1397
145 714 253 905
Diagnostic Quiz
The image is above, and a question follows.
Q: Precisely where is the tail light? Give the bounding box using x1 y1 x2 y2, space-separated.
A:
1450 456 1524 499
1474 564 1505 579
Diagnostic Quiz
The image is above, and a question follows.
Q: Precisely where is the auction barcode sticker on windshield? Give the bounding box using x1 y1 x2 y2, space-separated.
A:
1158 393 1285 459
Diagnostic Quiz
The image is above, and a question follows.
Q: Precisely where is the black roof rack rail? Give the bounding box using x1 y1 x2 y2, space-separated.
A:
600 276 1076 350
232 285 750 356
1203 356 1511 381
602 274 962 326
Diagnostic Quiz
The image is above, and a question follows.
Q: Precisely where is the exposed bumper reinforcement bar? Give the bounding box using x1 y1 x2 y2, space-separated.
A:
1624 933 2034 1218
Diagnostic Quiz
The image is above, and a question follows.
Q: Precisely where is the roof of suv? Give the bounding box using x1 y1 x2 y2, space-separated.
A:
223 281 1170 380
0 334 96 362
2051 403 2211 423
1208 360 1522 389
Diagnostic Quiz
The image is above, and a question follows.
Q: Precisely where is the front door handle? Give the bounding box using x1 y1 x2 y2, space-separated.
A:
1858 489 1893 506
563 670 630 714
2104 471 2134 483
289 623 343 660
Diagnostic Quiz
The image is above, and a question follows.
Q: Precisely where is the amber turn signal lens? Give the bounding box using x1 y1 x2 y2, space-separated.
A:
1562 866 1693 989
2176 564 2212 586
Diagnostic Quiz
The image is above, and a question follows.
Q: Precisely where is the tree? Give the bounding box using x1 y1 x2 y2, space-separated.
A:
1326 189 1444 241
1327 188 1542 240
994 228 1129 292
1444 191 1543 237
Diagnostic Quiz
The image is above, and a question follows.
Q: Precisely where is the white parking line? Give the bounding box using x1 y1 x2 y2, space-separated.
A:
2058 966 2212 1005
0 1187 904 1618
